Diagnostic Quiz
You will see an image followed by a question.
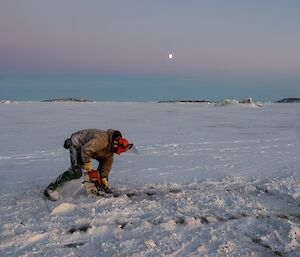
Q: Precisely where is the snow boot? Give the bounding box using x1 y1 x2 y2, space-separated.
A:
44 188 60 201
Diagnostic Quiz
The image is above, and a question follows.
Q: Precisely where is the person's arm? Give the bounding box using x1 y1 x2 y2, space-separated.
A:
81 137 107 171
100 155 113 178
99 155 113 192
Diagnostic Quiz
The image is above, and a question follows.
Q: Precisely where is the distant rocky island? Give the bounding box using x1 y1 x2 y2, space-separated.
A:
159 98 262 107
215 98 262 107
159 100 213 103
41 98 94 102
275 98 300 103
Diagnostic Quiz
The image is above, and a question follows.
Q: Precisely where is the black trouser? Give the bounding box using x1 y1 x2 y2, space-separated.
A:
47 145 83 190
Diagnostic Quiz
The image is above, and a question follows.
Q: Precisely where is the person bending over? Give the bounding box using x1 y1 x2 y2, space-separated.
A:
44 129 133 201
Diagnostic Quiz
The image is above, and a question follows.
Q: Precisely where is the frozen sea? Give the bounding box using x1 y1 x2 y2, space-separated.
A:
0 101 299 256
1 74 300 102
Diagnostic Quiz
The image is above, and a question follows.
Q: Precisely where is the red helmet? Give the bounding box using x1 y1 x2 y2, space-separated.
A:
113 137 133 155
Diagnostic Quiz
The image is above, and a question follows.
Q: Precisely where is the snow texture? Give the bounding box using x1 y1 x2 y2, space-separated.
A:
0 102 299 256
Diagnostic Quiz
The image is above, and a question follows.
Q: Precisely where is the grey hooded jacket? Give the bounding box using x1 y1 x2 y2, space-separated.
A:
70 129 121 177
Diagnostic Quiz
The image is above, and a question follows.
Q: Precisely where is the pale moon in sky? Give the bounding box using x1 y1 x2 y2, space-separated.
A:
168 53 173 60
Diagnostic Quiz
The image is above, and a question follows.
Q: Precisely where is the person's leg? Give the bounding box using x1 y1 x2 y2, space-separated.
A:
46 168 82 190
44 146 82 200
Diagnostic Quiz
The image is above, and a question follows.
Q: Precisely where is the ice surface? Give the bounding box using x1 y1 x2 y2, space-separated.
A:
0 102 299 256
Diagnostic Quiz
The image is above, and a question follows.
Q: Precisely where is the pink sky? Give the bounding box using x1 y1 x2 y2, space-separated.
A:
1 1 300 76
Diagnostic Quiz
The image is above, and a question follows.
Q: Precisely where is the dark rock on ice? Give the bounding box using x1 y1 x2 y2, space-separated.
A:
275 98 300 103
41 98 94 102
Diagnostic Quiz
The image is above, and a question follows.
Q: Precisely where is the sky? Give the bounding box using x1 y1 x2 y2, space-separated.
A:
0 0 300 100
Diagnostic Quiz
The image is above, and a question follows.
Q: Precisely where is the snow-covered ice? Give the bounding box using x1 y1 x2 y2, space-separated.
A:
0 101 299 256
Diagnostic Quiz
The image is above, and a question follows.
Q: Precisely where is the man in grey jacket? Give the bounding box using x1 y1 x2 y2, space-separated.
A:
44 129 133 201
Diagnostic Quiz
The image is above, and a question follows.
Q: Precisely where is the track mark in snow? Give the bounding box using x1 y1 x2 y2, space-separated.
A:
63 241 86 248
251 238 285 256
68 224 91 234
116 220 129 229
193 212 300 225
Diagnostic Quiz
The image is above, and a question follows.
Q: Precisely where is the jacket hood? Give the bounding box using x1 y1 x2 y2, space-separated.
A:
107 129 122 152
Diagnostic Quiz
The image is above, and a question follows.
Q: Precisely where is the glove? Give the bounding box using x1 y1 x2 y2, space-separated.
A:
83 161 92 172
100 177 111 193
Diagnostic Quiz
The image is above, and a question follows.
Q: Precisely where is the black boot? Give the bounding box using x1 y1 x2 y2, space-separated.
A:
44 187 60 201
44 168 82 201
